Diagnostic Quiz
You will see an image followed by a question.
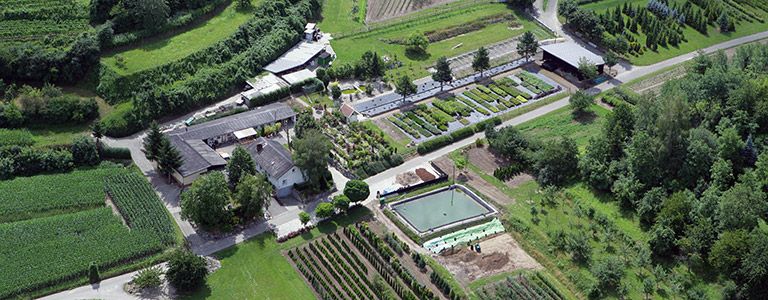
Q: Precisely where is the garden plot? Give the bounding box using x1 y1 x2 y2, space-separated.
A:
476 271 568 300
322 113 404 179
387 71 562 143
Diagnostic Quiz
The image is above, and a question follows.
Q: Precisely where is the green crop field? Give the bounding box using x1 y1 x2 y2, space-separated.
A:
324 2 553 79
579 0 768 65
0 168 117 223
0 167 180 299
101 0 260 75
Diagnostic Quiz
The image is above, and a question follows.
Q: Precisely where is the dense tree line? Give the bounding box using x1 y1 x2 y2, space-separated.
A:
0 85 98 127
0 136 102 180
0 31 100 84
100 0 321 137
579 49 768 298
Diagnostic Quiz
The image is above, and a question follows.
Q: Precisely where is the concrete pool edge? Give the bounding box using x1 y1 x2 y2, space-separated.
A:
386 184 500 237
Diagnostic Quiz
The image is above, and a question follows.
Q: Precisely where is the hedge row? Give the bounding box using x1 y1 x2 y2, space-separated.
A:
416 117 501 155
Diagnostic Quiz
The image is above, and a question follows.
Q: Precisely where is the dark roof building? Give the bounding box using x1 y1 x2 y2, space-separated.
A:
540 42 605 79
167 102 297 185
245 137 295 179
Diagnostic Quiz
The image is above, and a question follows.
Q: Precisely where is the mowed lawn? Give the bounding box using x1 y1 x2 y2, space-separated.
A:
516 104 609 150
184 234 315 300
185 206 372 300
101 0 260 75
318 0 367 34
580 0 768 65
328 3 553 79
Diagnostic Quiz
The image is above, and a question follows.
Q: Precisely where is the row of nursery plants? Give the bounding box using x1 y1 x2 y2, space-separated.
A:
287 246 341 299
344 226 422 300
357 223 437 300
477 272 566 300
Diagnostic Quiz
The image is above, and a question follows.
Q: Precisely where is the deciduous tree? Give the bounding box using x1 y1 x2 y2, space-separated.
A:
165 249 208 292
180 172 232 230
293 129 331 191
516 31 538 61
344 180 370 203
395 75 417 104
234 174 272 220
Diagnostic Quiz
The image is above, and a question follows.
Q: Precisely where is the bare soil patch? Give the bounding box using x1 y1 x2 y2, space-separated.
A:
436 233 541 285
416 168 437 181
466 147 506 174
367 0 460 23
506 173 533 188
397 171 421 186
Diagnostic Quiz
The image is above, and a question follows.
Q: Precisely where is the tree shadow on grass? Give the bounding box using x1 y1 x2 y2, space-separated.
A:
405 49 431 61
572 110 597 124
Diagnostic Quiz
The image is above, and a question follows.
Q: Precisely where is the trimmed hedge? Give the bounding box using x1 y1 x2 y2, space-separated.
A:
416 117 500 154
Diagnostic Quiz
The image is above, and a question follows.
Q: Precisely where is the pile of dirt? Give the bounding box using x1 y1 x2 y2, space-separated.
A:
396 171 421 186
436 234 541 284
415 168 436 182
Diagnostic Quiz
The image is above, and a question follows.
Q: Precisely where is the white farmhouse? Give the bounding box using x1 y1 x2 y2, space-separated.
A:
245 137 306 198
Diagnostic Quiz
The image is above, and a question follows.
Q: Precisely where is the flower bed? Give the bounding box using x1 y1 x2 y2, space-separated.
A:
323 113 403 178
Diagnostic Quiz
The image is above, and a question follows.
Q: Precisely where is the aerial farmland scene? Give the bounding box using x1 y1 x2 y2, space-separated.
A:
2 0 768 299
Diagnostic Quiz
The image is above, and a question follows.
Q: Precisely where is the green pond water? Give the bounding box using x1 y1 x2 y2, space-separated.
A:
392 187 492 233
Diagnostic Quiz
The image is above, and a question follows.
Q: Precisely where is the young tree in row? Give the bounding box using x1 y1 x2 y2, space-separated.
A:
293 129 331 191
516 31 538 62
344 179 370 203
395 75 417 104
432 56 453 91
472 47 490 77
299 211 311 226
165 249 209 293
315 202 336 219
333 194 350 215
180 172 232 230
226 146 256 189
234 174 273 221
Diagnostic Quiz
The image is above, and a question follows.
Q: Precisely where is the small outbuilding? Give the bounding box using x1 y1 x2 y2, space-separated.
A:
264 41 332 75
540 42 605 80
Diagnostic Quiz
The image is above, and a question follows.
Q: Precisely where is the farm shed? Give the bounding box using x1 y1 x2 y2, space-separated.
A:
540 42 605 79
240 73 290 106
166 103 297 186
264 41 333 75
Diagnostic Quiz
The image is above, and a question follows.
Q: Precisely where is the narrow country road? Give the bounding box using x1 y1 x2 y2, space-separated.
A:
39 27 768 300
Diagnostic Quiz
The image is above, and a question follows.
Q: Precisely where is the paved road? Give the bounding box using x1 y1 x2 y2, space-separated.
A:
39 27 768 300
